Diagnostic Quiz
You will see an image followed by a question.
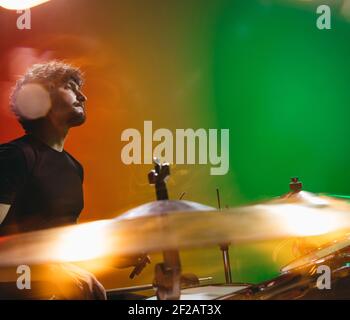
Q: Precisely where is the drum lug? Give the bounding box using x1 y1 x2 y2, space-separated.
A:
153 250 181 300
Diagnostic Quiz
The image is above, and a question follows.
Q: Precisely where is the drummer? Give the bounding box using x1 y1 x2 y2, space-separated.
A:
0 61 137 299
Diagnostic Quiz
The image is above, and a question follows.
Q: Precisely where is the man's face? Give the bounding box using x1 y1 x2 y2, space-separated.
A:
49 78 87 128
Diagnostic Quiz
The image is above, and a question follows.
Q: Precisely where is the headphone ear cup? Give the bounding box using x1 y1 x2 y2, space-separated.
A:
14 83 52 120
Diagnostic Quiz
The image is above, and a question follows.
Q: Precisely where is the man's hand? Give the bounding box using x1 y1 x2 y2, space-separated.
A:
49 263 106 300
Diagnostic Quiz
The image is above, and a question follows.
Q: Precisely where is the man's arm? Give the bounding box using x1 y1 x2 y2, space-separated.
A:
0 204 10 225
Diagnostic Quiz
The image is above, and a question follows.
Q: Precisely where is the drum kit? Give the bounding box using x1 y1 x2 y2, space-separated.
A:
1 159 350 299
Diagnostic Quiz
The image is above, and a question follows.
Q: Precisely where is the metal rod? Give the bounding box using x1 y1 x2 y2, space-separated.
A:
106 284 154 294
216 189 233 284
197 277 213 283
216 188 221 209
106 277 213 295
221 245 233 284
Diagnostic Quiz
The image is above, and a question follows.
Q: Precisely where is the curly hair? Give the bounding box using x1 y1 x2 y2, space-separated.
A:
10 61 84 133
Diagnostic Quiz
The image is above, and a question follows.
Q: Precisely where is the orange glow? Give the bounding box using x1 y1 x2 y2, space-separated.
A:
54 220 112 262
0 0 50 10
272 205 345 237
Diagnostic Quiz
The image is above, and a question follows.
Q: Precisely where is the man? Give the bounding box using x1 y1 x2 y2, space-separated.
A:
0 61 132 299
0 61 87 235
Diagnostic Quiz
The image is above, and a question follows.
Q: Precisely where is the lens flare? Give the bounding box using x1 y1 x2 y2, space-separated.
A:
273 205 344 237
54 221 112 262
0 0 51 10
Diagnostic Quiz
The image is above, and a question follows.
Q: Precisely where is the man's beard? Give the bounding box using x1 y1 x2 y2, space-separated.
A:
68 110 86 127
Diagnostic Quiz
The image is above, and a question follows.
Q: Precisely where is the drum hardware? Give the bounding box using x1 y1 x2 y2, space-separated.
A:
2 172 350 300
274 177 331 208
216 189 222 209
148 157 182 300
224 236 350 300
107 284 154 294
106 276 213 295
129 253 151 279
280 177 304 200
179 192 186 200
216 188 233 284
1 199 350 267
118 199 215 220
290 177 303 193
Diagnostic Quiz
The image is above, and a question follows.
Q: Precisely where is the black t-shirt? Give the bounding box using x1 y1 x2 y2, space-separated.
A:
0 135 84 235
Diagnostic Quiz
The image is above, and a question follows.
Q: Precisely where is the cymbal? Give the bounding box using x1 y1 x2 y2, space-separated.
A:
117 200 215 220
270 190 350 210
281 233 350 272
0 201 350 267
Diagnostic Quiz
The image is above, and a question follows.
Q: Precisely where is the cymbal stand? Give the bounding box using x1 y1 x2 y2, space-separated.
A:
216 189 233 284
